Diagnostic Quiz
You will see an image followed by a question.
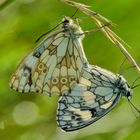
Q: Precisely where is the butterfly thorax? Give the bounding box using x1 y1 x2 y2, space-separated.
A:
62 17 84 39
115 75 132 99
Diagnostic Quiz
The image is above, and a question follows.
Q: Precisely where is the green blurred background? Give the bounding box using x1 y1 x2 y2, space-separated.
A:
0 0 140 140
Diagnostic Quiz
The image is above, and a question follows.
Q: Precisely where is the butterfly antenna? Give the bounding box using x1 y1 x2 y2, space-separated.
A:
128 99 140 119
131 84 140 89
131 76 140 89
117 65 135 77
71 9 78 18
35 22 62 43
117 58 127 75
35 9 78 43
128 100 139 119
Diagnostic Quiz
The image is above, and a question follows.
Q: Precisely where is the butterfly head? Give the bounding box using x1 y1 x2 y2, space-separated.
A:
116 75 132 100
62 16 84 38
62 16 73 26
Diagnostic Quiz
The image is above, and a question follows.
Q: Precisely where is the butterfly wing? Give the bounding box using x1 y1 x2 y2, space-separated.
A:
57 66 122 131
10 25 88 95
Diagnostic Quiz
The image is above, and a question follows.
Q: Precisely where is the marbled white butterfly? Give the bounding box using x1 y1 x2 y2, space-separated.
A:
57 65 132 131
9 17 88 96
9 16 132 132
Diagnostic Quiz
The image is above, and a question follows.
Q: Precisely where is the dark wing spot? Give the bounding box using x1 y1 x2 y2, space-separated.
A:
33 43 45 58
89 108 96 117
23 66 33 86
33 52 42 58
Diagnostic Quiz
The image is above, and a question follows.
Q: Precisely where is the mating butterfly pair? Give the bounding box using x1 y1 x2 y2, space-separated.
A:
9 17 132 131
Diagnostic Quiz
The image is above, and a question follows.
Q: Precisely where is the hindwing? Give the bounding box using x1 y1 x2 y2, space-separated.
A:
57 66 122 131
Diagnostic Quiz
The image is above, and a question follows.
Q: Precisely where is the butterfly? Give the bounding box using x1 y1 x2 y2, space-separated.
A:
9 16 133 132
57 65 132 131
9 16 89 96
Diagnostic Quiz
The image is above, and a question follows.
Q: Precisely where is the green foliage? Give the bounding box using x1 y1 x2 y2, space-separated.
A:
0 0 140 140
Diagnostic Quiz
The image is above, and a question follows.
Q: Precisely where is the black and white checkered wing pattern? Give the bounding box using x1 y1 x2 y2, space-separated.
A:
9 17 88 96
57 66 122 131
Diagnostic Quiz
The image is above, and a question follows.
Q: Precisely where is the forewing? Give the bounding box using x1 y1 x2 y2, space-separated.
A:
57 67 122 131
10 29 87 95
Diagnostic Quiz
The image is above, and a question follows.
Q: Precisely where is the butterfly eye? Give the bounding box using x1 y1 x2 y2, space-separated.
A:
64 19 70 23
127 91 132 99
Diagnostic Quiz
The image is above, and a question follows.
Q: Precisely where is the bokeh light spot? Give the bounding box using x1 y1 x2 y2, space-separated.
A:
13 101 39 126
0 121 5 130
